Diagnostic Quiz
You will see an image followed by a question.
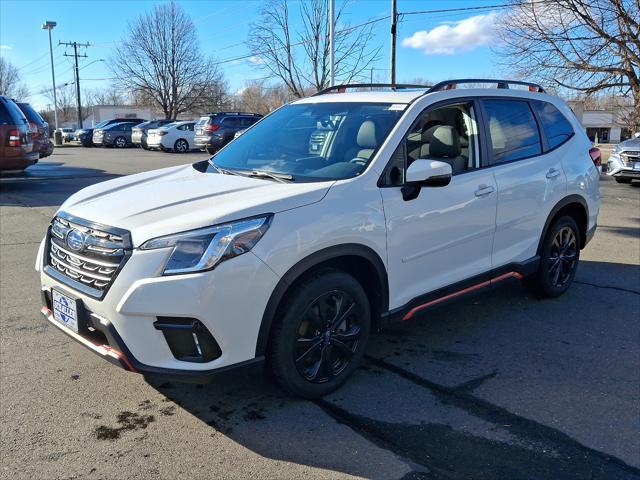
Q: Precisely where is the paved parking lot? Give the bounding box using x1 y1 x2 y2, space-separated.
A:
1 147 639 480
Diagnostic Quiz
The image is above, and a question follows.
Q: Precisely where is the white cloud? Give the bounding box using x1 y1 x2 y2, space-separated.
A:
0 45 12 50
247 56 266 65
402 13 497 55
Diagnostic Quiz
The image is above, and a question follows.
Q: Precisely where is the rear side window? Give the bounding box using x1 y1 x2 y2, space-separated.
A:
1 97 27 125
222 117 241 127
17 103 44 124
531 100 574 150
0 102 11 123
483 99 542 163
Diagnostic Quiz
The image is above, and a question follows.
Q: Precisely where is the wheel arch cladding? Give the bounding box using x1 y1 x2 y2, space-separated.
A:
255 244 388 357
538 195 589 252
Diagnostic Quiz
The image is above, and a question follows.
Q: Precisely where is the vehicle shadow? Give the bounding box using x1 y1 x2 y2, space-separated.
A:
0 163 118 208
146 259 640 479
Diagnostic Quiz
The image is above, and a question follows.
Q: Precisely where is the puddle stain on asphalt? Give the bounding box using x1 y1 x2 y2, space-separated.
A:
314 356 640 480
94 411 155 441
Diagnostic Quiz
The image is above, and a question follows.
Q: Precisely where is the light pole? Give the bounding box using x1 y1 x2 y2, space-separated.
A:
42 20 58 133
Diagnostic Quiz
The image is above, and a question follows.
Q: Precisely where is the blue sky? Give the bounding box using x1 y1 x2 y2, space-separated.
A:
0 0 507 109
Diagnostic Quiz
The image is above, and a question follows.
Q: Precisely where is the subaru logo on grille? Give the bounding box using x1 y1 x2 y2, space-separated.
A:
66 229 86 252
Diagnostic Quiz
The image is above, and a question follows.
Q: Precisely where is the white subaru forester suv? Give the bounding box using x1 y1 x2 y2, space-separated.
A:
37 80 600 398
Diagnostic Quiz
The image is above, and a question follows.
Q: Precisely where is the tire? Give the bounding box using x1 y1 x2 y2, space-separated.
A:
174 139 189 153
114 136 127 148
615 177 632 184
528 216 580 298
269 269 371 399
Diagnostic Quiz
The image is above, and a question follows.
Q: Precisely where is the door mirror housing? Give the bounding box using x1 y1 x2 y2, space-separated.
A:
402 159 452 201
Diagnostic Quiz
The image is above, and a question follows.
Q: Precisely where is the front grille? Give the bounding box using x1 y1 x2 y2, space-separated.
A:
621 151 640 167
46 215 131 298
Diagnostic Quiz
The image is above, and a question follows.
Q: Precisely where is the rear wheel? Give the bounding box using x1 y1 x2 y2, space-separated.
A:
114 136 127 148
174 139 189 153
529 216 580 298
615 177 632 184
269 270 371 399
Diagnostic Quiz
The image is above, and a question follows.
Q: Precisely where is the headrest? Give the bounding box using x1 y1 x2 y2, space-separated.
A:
357 120 378 148
420 121 444 142
430 125 461 158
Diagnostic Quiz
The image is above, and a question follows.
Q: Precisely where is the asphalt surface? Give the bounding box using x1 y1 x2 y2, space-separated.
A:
1 146 639 480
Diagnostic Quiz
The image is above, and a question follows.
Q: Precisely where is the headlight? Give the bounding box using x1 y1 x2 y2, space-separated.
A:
613 144 622 153
140 215 273 275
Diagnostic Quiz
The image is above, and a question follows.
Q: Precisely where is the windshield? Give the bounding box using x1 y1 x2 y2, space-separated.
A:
205 102 406 181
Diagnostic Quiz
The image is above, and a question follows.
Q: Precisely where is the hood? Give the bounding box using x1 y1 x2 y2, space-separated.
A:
58 163 333 247
617 137 640 150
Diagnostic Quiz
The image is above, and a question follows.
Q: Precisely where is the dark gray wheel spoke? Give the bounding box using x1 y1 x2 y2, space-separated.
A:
295 339 322 363
331 302 355 331
333 326 361 343
307 347 327 381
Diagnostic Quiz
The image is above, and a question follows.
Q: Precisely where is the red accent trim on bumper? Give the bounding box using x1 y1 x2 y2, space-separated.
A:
41 306 137 373
402 271 524 320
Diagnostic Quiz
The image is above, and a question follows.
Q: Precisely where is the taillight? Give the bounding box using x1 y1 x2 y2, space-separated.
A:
7 129 22 147
204 124 220 132
589 147 601 167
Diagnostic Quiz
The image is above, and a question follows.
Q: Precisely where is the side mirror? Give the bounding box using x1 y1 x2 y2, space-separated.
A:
402 159 452 201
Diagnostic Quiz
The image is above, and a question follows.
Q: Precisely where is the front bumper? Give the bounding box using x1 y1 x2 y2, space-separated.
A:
607 152 640 179
38 239 280 380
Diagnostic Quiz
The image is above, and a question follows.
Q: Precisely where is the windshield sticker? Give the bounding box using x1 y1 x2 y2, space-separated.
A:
387 104 407 111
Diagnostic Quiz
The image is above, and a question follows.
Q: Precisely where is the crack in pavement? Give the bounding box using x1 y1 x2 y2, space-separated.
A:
313 355 640 480
574 280 640 296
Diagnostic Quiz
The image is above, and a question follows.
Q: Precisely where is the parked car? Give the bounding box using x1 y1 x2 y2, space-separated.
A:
92 122 135 148
194 112 262 154
58 128 75 143
37 79 600 398
132 120 174 149
15 102 54 159
146 121 197 153
0 95 39 172
606 136 640 183
77 118 146 147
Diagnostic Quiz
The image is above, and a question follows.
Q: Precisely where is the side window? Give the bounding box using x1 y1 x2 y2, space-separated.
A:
222 117 240 127
0 102 11 124
483 99 542 163
382 101 479 186
177 124 186 131
531 100 574 150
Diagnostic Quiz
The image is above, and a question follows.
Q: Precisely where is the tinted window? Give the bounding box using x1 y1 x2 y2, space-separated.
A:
222 117 241 127
0 103 11 123
17 103 44 124
241 117 259 127
531 100 574 150
1 97 27 125
483 99 541 163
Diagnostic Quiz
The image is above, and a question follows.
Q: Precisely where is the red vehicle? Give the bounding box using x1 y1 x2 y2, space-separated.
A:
16 101 54 159
0 95 39 172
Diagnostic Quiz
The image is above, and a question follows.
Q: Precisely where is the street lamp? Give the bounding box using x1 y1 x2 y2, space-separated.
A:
41 20 58 133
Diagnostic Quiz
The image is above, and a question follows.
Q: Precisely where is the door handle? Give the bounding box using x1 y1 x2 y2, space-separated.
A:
474 185 495 197
546 168 561 179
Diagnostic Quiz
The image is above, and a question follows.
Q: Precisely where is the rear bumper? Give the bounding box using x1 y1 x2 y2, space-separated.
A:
0 148 39 171
40 303 265 383
194 135 224 150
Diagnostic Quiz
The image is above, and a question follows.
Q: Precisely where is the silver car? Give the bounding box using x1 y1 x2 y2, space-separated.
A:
607 135 640 183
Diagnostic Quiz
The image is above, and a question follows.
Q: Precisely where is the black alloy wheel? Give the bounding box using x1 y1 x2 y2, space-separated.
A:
269 269 371 398
294 290 363 383
547 226 578 289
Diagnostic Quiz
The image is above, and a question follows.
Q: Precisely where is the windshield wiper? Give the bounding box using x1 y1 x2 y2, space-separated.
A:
207 159 240 177
248 170 294 183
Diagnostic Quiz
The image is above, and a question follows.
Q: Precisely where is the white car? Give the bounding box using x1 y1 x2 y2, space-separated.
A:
146 121 197 153
37 79 600 398
605 136 640 184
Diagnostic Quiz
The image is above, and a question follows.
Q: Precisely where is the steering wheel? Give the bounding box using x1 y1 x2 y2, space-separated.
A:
349 157 368 166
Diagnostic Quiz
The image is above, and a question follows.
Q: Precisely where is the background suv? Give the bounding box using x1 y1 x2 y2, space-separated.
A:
0 95 38 172
606 135 640 183
38 80 600 398
194 112 262 154
92 122 138 148
16 101 53 159
132 119 174 149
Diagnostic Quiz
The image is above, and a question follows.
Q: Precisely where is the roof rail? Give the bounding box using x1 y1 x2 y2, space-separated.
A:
205 111 263 116
427 79 545 93
314 83 431 96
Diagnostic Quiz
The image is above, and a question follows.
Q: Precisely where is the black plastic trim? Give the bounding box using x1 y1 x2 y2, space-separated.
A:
255 244 388 357
537 194 589 251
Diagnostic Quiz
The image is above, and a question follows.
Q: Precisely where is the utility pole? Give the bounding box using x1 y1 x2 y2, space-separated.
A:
390 0 397 84
60 40 90 129
329 0 335 87
41 21 58 132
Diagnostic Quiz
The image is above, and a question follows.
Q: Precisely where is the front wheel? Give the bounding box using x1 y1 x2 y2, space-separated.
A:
174 139 189 153
529 216 580 298
269 270 371 399
615 177 632 184
114 136 127 148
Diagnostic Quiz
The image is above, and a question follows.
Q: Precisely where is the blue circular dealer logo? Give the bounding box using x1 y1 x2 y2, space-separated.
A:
66 229 86 252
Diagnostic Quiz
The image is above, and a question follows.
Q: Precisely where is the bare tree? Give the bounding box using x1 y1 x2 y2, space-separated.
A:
496 0 640 129
110 1 228 119
85 85 128 106
247 0 381 98
233 80 291 114
0 57 29 99
40 84 76 123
